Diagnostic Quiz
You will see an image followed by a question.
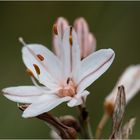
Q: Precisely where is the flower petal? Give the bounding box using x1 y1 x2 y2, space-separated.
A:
105 65 140 105
74 17 89 58
53 17 69 57
22 44 61 89
61 27 71 81
71 29 81 83
77 49 115 93
67 90 89 107
2 86 44 103
74 18 96 59
2 86 43 96
83 33 96 58
22 95 71 118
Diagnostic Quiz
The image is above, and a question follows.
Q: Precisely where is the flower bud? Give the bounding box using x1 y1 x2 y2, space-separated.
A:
104 65 140 115
50 115 78 139
53 17 69 57
74 17 96 59
59 115 80 131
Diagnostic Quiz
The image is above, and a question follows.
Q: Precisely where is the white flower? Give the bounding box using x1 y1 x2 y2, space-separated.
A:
2 26 115 118
105 65 140 112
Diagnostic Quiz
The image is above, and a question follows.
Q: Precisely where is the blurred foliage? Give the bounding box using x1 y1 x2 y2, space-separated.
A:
0 1 140 138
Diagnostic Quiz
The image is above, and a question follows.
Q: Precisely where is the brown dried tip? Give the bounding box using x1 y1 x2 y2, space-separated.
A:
37 54 44 61
26 69 34 77
53 24 58 35
33 64 40 75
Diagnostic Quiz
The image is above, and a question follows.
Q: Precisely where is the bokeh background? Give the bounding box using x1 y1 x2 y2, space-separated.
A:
0 1 140 139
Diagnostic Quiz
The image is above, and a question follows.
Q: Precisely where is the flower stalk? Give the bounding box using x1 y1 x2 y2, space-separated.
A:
78 105 93 139
95 112 110 139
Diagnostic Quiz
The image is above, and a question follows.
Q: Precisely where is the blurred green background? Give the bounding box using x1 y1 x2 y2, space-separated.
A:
0 1 140 139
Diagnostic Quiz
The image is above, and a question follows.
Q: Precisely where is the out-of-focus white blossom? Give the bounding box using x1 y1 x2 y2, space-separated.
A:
105 65 140 114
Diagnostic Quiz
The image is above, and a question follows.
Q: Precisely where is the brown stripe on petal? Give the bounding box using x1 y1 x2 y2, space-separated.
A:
37 54 44 61
33 64 40 75
53 24 58 35
26 69 34 77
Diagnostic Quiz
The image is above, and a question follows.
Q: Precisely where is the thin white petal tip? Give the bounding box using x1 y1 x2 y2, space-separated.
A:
107 48 115 54
2 88 6 93
22 111 32 118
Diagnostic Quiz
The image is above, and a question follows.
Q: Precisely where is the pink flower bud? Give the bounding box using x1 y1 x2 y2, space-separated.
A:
105 65 140 112
53 17 69 57
74 17 96 59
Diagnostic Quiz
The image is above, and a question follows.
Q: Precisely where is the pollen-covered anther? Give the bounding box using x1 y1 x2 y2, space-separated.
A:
58 88 75 98
69 26 73 46
33 64 40 75
58 80 76 98
37 54 44 61
26 69 34 77
69 36 73 46
53 24 58 35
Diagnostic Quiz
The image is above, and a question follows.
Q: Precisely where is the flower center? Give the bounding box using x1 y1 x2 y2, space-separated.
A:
58 78 76 97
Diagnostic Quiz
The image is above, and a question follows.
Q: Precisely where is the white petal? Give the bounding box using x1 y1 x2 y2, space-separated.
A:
67 90 90 107
22 95 71 118
71 29 81 83
53 17 69 58
61 27 71 80
74 17 89 58
2 86 43 96
83 33 96 58
22 44 61 89
4 94 39 104
2 86 44 103
77 49 115 93
105 65 140 104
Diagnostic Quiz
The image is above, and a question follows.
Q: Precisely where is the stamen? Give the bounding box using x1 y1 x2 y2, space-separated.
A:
31 76 42 89
33 64 40 75
37 54 44 61
69 27 73 46
26 69 34 77
70 26 72 36
67 77 70 84
53 24 58 35
18 37 26 46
